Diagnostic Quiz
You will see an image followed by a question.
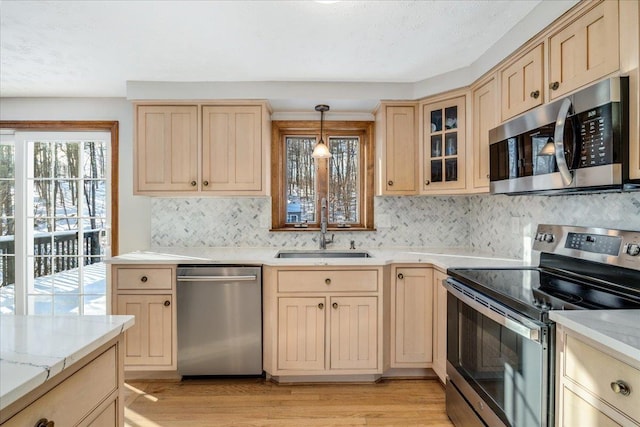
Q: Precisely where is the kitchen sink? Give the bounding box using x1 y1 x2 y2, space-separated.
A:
276 250 372 258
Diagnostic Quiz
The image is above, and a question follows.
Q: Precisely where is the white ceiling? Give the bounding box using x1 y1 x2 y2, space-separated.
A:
1 0 555 110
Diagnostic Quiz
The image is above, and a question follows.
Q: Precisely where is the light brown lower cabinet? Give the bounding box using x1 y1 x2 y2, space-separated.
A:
432 270 448 383
1 340 123 427
556 325 640 426
264 266 387 379
111 265 177 371
390 266 433 368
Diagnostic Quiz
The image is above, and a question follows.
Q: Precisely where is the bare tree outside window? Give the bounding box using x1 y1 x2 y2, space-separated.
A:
286 137 316 224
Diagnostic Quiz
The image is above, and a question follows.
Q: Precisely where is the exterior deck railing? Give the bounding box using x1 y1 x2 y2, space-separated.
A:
0 229 103 287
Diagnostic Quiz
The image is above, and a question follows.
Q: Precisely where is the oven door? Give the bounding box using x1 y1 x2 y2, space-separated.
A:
445 279 552 427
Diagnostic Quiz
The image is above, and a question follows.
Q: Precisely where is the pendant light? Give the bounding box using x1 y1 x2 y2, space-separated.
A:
312 104 332 159
538 137 555 156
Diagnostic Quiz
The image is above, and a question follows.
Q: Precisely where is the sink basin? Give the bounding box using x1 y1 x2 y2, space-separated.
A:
276 250 372 259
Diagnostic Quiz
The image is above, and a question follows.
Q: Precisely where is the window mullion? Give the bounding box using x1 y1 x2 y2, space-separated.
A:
14 136 27 315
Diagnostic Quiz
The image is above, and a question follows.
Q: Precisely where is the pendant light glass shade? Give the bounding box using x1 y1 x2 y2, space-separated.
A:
312 104 332 159
538 137 555 156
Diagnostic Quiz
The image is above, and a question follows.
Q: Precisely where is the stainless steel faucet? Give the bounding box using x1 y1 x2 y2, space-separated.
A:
319 197 334 249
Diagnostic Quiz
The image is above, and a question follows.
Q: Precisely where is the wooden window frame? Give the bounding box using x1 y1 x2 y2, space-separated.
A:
0 120 119 255
271 120 374 231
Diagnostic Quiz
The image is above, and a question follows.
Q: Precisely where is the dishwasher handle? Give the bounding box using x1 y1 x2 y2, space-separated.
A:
177 275 257 282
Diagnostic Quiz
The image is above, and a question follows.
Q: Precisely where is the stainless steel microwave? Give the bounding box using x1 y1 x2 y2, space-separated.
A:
489 77 637 195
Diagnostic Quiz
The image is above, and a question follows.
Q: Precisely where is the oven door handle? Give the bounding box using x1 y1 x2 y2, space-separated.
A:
445 282 542 343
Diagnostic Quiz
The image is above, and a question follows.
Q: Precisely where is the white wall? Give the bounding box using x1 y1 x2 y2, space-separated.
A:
0 97 150 253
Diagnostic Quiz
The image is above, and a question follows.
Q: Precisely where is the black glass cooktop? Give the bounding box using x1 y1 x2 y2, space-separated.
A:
446 267 640 322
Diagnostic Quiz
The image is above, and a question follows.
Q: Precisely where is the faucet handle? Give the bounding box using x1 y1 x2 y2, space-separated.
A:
350 240 356 250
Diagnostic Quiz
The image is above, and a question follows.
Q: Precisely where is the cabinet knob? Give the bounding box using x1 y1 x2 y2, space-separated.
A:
190 180 197 187
397 273 404 279
140 276 148 283
486 174 490 179
610 380 631 396
203 180 209 187
318 302 324 310
424 180 430 186
325 278 331 285
549 81 560 91
387 180 394 186
332 302 338 309
35 419 55 427
164 300 171 307
530 90 540 99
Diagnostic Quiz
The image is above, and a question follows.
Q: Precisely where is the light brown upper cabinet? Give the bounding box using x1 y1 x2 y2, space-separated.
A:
471 74 498 191
135 105 199 193
202 105 264 192
134 101 270 196
500 43 544 121
548 1 619 100
420 95 466 193
375 103 418 195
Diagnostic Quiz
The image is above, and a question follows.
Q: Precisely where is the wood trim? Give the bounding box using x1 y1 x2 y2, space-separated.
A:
270 120 375 231
0 120 120 255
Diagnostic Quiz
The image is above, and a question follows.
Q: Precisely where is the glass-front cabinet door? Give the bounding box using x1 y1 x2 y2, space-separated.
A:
421 96 466 192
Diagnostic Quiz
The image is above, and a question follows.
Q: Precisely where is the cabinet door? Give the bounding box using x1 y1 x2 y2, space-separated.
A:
422 96 466 192
500 44 544 121
471 75 497 190
432 270 448 383
560 386 621 427
135 105 199 193
277 297 325 371
383 105 418 194
549 1 619 100
392 268 433 366
202 105 263 192
116 294 173 366
330 296 378 370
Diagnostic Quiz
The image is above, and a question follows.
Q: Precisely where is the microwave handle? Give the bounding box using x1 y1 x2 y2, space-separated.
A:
553 97 574 186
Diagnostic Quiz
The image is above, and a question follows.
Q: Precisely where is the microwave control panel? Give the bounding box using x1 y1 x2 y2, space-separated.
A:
578 103 614 168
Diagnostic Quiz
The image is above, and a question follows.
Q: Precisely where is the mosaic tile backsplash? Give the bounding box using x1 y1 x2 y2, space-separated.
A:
151 192 640 260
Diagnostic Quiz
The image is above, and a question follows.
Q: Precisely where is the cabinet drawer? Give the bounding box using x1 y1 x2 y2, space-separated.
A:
4 345 117 427
564 334 639 422
116 267 173 290
278 270 378 292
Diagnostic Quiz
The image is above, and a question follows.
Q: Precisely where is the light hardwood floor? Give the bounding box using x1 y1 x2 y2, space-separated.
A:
124 378 454 427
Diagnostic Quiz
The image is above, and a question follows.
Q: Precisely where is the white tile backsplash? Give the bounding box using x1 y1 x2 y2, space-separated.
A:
150 192 640 259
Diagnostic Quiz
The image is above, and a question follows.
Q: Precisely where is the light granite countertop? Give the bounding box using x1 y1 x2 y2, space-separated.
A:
549 310 640 362
0 315 135 411
108 247 533 271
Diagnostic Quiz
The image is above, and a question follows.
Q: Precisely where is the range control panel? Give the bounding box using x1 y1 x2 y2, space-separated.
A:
564 232 622 256
533 224 640 270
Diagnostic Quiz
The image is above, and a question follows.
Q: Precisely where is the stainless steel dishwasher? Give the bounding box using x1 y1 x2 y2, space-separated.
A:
176 265 262 376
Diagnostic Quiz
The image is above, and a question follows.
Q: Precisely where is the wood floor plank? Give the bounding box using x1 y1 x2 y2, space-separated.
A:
124 378 454 427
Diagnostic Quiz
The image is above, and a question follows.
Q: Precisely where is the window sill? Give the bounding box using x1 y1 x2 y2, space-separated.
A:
269 227 377 232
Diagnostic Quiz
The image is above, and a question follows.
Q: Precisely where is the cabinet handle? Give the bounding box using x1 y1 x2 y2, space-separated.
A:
164 300 171 307
486 174 490 179
610 380 631 396
397 273 404 279
140 276 148 283
424 180 430 186
549 81 560 91
318 302 324 309
35 419 54 427
190 180 197 187
388 180 394 186
332 302 338 309
203 180 209 186
325 278 331 285
530 90 540 99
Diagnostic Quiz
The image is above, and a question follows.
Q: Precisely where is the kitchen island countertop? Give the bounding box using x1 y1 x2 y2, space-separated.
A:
0 315 135 411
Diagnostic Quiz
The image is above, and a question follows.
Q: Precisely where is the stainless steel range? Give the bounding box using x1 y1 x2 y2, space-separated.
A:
445 224 640 427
